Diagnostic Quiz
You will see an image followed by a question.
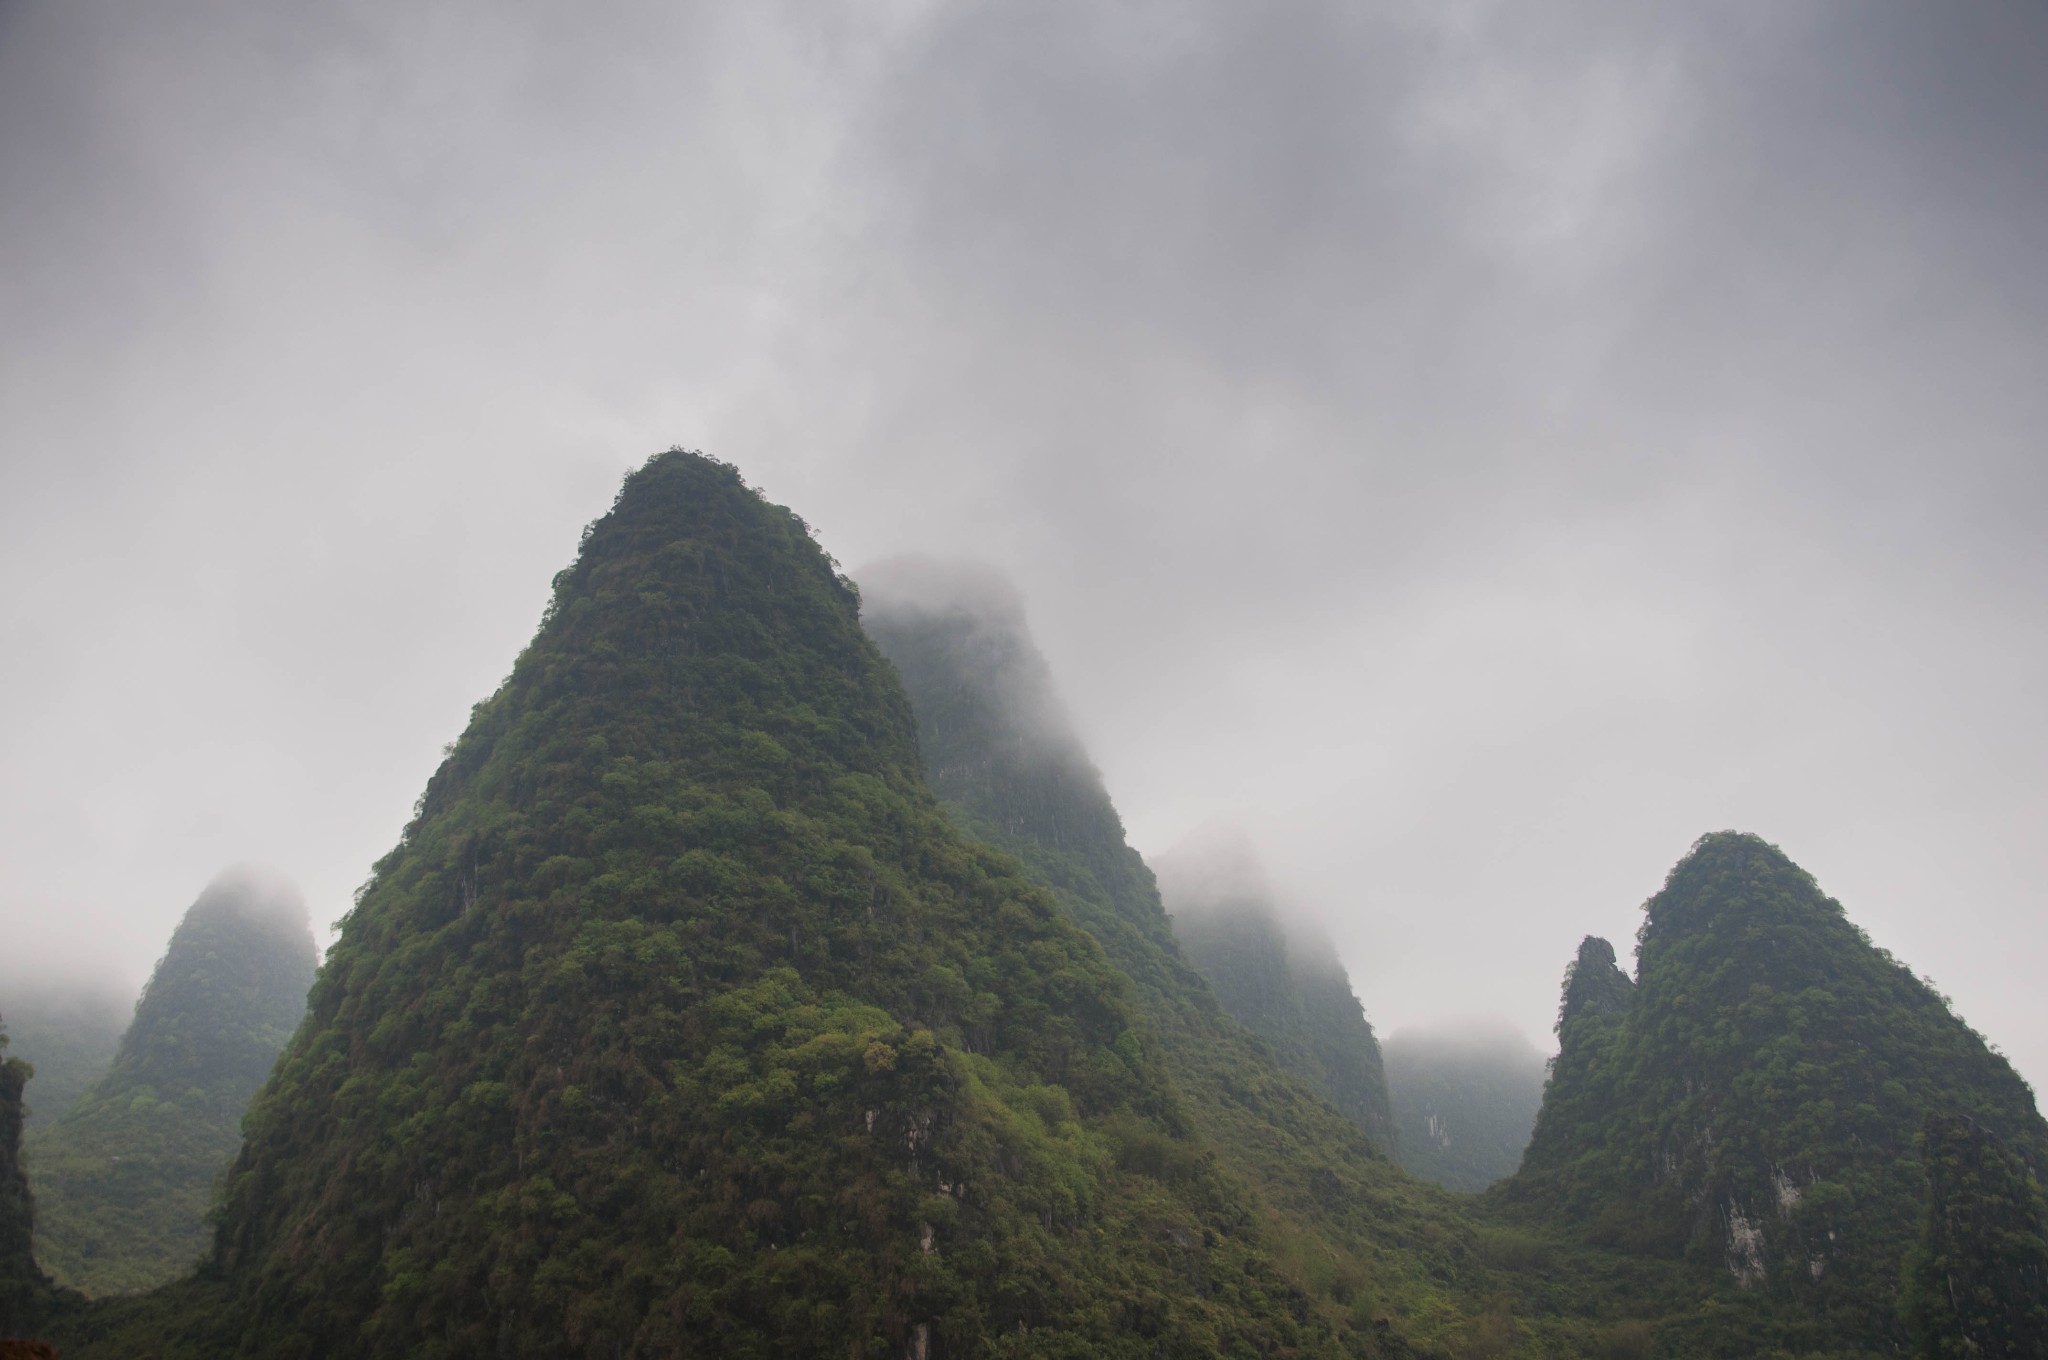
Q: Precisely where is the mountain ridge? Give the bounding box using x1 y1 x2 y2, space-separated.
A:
1509 830 2048 1349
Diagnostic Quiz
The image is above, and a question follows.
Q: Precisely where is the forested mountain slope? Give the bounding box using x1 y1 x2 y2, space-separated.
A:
0 983 128 1136
26 870 316 1295
1382 1022 1546 1193
1151 837 1395 1153
28 467 2012 1358
859 563 1562 1333
0 1019 46 1335
50 453 1404 1359
858 564 1833 1356
1507 831 2048 1351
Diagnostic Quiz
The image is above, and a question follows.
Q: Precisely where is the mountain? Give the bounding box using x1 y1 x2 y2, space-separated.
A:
60 452 1402 1359
1 1018 47 1334
1899 1112 2048 1356
0 982 129 1136
26 869 317 1296
1382 1020 1546 1193
1150 835 1396 1154
1509 831 2048 1349
859 564 1516 1311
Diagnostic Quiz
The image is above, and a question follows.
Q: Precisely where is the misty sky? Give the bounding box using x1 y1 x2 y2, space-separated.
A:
4 2 2045 1086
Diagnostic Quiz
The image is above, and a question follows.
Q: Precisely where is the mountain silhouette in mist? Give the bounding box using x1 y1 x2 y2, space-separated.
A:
1150 834 1396 1154
27 868 315 1296
1382 1020 1546 1193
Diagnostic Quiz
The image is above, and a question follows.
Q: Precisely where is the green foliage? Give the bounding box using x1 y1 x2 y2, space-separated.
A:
1151 850 1398 1157
1509 832 2048 1352
1899 1113 2048 1358
862 565 1601 1350
861 564 1918 1357
26 876 317 1295
49 454 1378 1358
0 1018 49 1333
31 474 2003 1358
1383 1026 1546 1193
1557 937 1635 1028
0 984 127 1136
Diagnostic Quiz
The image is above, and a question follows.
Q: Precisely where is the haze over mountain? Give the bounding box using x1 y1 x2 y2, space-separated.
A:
5 2 2047 1092
6 457 2041 1358
1382 1019 1547 1194
28 867 317 1295
0 982 130 1136
1150 834 1396 1154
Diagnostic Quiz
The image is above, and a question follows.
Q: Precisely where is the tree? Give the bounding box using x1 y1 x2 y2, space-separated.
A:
1901 1113 2048 1358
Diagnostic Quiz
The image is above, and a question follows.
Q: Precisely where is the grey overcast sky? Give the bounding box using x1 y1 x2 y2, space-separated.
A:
4 1 2045 1084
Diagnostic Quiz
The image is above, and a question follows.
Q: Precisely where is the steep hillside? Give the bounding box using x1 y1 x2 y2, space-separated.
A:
861 564 1560 1330
1509 831 2048 1350
0 1019 47 1334
27 870 316 1295
1900 1113 2048 1355
52 453 1393 1359
1152 837 1395 1153
0 983 129 1136
1382 1021 1546 1193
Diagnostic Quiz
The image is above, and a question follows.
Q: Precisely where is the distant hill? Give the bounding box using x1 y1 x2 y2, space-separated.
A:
862 564 1544 1322
1150 835 1396 1153
1383 1019 1546 1192
0 981 130 1135
27 869 316 1295
1508 831 2048 1350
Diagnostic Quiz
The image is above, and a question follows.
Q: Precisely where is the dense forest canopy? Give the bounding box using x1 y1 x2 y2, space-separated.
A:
26 869 317 1295
88 453 1409 1359
1899 1112 2048 1357
0 984 128 1137
1382 1022 1546 1194
0 1019 44 1335
1508 832 2048 1353
8 463 2043 1360
1151 836 1396 1154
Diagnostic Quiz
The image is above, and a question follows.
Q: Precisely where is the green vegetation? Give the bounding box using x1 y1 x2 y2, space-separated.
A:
862 561 1635 1352
1383 1022 1546 1193
1 1018 48 1334
20 469 2044 1358
26 870 316 1295
48 454 1414 1358
0 982 128 1135
1900 1113 2048 1357
1509 831 2048 1352
1151 839 1397 1154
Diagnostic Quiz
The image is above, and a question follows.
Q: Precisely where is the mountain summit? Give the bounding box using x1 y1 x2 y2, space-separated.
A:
1511 831 2048 1348
179 454 1350 1358
29 867 316 1295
